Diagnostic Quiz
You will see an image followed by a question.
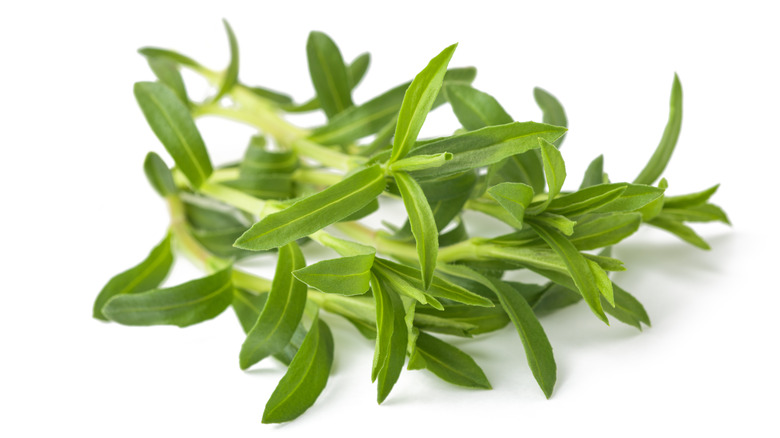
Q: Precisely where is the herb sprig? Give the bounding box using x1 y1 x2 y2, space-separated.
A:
94 21 729 424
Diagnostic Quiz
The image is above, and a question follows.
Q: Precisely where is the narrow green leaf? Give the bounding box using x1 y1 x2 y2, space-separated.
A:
372 265 433 307
415 305 509 336
235 165 385 251
438 216 468 247
93 233 174 320
240 243 308 369
244 85 294 105
489 278 557 398
531 213 576 236
146 56 188 104
293 253 375 296
310 67 476 146
661 204 730 224
389 153 453 173
143 152 177 197
410 331 492 389
588 259 614 306
663 184 719 209
527 138 566 215
607 283 651 328
394 171 438 289
390 43 457 163
591 184 665 214
647 215 711 249
527 221 609 324
307 31 353 118
102 266 233 327
487 182 534 227
240 136 298 176
633 74 683 185
262 316 334 424
529 283 583 316
232 290 306 365
533 87 568 147
488 150 547 195
138 47 203 70
213 19 239 102
546 183 628 217
445 83 513 130
347 52 370 88
580 155 605 188
569 212 642 250
370 273 408 404
407 122 567 179
134 81 213 187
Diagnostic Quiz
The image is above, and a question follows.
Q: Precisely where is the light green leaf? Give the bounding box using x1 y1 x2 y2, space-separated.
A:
487 182 534 227
663 184 719 209
527 221 609 324
569 212 641 250
102 266 233 327
580 155 605 188
143 152 177 198
134 81 213 187
235 165 385 251
370 273 408 404
93 233 174 320
527 138 566 215
647 215 711 250
213 19 239 102
262 315 334 424
410 331 492 389
587 259 614 306
606 283 651 329
293 252 375 296
444 83 512 130
415 305 509 336
347 52 370 89
389 153 452 173
531 212 576 236
633 74 683 185
371 263 441 309
138 47 203 70
661 204 730 224
591 184 665 214
146 56 188 104
390 43 457 163
307 31 353 118
240 243 308 369
533 87 568 147
546 183 628 217
394 171 438 289
489 278 557 398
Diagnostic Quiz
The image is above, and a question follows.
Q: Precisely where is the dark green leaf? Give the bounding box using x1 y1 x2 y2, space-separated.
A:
240 243 308 369
489 278 557 398
213 20 239 102
415 305 509 336
647 215 711 250
370 273 408 404
661 204 730 224
604 283 651 329
232 290 306 365
240 136 298 176
235 165 385 251
527 138 566 215
487 182 534 227
347 52 370 88
569 212 642 250
410 331 491 389
633 74 683 185
390 44 457 163
93 233 174 320
307 31 353 118
102 266 233 327
529 283 583 316
262 316 334 424
134 81 213 187
663 184 719 209
293 252 375 296
394 171 438 290
591 184 665 214
143 152 177 197
546 183 628 217
445 83 512 130
533 87 567 147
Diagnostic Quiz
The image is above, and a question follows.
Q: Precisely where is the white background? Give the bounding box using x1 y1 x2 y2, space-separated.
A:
2 1 778 436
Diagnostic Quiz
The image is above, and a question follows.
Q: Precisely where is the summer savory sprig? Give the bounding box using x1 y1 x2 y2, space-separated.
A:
94 21 730 424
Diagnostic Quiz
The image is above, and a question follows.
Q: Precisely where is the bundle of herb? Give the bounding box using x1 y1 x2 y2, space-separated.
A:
93 21 729 424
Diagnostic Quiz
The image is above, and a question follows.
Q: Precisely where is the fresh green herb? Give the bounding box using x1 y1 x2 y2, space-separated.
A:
95 23 729 423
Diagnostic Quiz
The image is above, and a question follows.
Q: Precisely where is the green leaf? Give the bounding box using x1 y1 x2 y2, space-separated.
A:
546 183 628 217
407 122 567 179
568 212 642 250
390 43 457 163
143 152 177 197
370 273 408 404
527 138 566 215
415 305 509 336
487 150 547 195
663 184 719 208
531 213 577 236
222 174 294 200
527 221 609 324
347 52 370 88
93 233 174 320
146 56 188 104
661 204 730 224
487 182 534 227
445 83 513 130
533 87 568 147
374 258 493 308
410 331 491 389
232 290 306 365
307 31 353 118
591 184 665 214
389 153 453 173
240 243 308 369
235 165 385 251
605 283 651 329
580 155 605 188
262 315 334 424
240 136 298 176
633 74 683 185
489 278 557 398
394 171 438 290
138 47 203 70
213 19 239 102
528 283 583 316
134 81 213 187
244 85 294 105
588 259 614 307
647 215 711 249
293 252 375 296
102 266 233 327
